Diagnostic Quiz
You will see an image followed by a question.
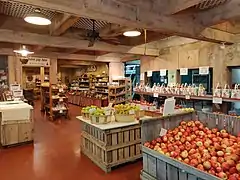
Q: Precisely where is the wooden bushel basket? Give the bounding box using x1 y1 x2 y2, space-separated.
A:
115 114 135 122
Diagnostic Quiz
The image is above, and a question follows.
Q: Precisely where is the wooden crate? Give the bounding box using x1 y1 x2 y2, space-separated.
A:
0 109 34 147
80 118 141 172
140 111 240 180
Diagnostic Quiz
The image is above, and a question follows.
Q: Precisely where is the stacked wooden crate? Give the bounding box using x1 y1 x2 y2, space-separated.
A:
78 117 141 172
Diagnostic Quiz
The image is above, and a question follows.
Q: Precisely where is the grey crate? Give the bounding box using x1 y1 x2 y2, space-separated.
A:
142 146 219 180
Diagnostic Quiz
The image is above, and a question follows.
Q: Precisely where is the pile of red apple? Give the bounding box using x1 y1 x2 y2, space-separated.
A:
144 120 240 180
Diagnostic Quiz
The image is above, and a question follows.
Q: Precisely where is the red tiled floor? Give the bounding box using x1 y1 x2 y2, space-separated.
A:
0 102 142 180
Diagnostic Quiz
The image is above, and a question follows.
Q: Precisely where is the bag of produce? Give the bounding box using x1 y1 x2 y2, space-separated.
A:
213 83 222 97
222 84 231 98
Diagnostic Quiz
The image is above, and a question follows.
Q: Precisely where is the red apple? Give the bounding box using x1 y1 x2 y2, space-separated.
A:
218 172 227 179
236 163 240 172
217 151 224 157
222 162 230 171
203 161 211 170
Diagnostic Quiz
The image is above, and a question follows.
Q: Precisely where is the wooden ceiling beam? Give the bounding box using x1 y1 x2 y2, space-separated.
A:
50 13 80 36
168 0 203 14
0 48 120 62
10 0 201 37
0 29 160 56
196 0 240 27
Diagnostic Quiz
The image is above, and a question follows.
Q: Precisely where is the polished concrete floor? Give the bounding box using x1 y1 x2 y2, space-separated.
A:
0 103 142 180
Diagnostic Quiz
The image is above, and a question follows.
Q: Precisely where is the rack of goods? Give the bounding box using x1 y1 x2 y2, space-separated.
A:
141 111 240 180
41 83 69 120
0 101 33 147
94 75 109 95
77 103 192 173
108 78 132 104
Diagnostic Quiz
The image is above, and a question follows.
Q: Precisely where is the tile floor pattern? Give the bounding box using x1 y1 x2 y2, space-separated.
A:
0 102 142 180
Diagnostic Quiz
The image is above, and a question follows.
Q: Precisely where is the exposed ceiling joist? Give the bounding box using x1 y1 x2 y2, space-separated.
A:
197 0 239 27
50 13 80 36
169 0 202 14
0 29 159 56
1 48 121 62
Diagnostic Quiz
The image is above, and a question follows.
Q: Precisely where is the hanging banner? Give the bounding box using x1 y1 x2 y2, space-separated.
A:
180 68 188 75
21 57 50 67
160 69 167 76
140 73 145 80
199 66 209 75
147 71 152 77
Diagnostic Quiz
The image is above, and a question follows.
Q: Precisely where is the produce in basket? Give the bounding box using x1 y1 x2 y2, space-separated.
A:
144 121 240 179
81 105 97 119
90 107 111 124
114 104 140 115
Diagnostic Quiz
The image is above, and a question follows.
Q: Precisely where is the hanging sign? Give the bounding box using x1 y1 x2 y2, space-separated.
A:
160 69 167 76
147 71 152 77
21 57 50 67
140 73 145 80
180 68 188 75
199 66 209 75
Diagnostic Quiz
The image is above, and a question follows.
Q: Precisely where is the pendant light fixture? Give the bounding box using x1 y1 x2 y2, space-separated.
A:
24 9 51 26
13 45 34 57
123 30 141 37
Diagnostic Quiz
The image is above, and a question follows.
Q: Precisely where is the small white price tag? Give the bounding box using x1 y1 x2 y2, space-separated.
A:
159 128 168 137
180 68 188 76
129 110 135 115
216 118 218 125
185 95 190 100
60 110 63 113
160 69 167 76
147 71 152 77
213 97 222 104
199 66 209 75
153 93 158 98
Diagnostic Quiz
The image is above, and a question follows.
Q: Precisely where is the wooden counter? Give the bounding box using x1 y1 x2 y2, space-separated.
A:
77 116 143 173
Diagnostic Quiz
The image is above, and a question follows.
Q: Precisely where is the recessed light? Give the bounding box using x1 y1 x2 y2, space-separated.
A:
14 45 34 57
123 30 141 37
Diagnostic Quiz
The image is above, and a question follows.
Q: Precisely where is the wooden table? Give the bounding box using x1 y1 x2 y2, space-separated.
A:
77 116 144 173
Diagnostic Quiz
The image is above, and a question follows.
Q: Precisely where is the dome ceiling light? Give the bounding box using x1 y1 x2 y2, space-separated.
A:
24 9 51 26
13 45 34 57
123 30 141 37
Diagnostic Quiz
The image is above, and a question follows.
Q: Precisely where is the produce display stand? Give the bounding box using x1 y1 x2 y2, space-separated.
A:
77 116 142 173
0 101 34 147
140 111 240 180
134 91 238 113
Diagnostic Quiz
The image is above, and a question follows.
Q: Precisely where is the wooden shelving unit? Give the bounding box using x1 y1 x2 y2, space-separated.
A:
108 78 132 104
41 83 69 121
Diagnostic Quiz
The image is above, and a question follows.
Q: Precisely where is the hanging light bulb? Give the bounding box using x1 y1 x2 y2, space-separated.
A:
24 9 51 26
13 45 34 57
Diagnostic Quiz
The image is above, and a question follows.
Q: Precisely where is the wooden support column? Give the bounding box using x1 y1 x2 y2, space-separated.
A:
40 67 45 84
50 58 57 84
8 56 16 85
109 62 124 82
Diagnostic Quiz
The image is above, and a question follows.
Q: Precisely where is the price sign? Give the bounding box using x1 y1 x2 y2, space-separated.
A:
213 97 222 104
180 68 188 75
147 71 152 77
159 128 168 136
153 93 158 98
185 95 190 100
160 69 167 76
129 109 135 115
199 66 209 75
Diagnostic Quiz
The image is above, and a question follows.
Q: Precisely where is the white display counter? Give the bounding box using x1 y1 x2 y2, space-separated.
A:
0 101 34 147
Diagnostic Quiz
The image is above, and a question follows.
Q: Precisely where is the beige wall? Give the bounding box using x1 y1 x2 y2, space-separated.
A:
141 41 240 86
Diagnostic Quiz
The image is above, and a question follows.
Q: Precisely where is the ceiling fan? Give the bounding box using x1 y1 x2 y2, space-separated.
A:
86 19 120 47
